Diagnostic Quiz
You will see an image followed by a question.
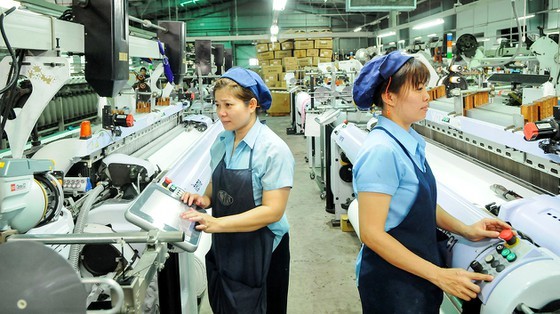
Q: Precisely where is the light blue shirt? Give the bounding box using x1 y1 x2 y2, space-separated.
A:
352 116 428 285
352 116 427 231
210 118 295 250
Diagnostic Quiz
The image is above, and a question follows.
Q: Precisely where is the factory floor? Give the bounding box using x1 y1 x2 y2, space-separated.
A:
198 114 363 313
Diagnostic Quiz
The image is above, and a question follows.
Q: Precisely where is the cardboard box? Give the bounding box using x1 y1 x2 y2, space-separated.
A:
281 41 294 50
269 90 291 115
293 49 307 58
319 49 333 58
274 50 292 59
259 60 270 66
284 64 299 71
270 59 283 66
262 65 283 75
263 74 278 86
307 49 319 57
257 51 274 60
283 57 297 65
256 43 269 53
314 39 333 49
294 40 315 50
268 42 281 51
297 57 313 67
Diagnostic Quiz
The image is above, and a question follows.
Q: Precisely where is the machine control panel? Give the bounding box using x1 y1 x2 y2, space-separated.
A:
125 178 204 252
63 177 92 193
468 231 552 303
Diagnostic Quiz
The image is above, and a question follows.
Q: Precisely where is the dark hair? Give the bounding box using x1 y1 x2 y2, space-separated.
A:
140 67 147 72
373 58 430 108
213 77 256 105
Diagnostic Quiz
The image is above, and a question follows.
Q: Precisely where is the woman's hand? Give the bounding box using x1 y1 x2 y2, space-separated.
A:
180 192 211 209
463 218 512 242
433 267 493 301
180 209 219 233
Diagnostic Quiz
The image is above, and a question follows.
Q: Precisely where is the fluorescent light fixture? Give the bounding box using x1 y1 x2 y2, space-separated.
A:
378 31 396 38
557 9 560 12
273 0 287 11
412 18 444 30
270 24 279 35
517 14 535 20
414 36 422 40
270 35 278 43
427 33 438 37
179 0 199 6
353 27 362 32
398 40 405 43
477 38 490 42
388 42 395 45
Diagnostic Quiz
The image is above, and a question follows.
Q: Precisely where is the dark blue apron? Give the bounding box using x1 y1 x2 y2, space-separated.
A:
206 144 275 314
358 127 444 314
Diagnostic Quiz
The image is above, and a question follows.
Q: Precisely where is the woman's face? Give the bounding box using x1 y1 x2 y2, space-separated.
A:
214 88 256 132
391 82 430 126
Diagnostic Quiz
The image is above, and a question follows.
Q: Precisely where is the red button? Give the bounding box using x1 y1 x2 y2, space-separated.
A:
499 229 514 241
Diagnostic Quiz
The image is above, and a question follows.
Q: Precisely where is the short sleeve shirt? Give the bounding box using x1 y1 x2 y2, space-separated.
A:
352 116 427 231
210 118 295 250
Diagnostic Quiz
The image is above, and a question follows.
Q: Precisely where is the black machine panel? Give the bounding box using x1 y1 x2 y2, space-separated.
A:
224 48 233 72
195 40 212 76
72 0 129 98
158 21 186 85
213 44 224 75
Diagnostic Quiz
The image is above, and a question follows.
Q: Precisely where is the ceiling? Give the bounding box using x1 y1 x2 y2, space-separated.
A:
124 0 481 35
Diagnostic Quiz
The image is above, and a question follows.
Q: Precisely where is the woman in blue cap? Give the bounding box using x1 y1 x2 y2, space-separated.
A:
180 67 294 314
352 51 512 313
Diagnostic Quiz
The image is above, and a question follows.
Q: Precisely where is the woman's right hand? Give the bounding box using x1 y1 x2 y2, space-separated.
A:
433 267 494 301
180 192 210 209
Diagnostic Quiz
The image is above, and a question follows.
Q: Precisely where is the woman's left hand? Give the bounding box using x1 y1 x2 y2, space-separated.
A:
463 218 512 242
180 209 219 233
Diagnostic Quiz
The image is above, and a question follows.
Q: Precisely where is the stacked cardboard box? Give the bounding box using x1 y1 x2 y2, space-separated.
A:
255 30 334 89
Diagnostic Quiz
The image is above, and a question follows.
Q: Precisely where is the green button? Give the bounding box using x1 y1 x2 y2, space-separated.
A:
506 253 517 262
501 248 511 257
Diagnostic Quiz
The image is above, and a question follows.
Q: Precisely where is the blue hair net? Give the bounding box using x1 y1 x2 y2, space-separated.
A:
222 67 273 110
352 51 413 110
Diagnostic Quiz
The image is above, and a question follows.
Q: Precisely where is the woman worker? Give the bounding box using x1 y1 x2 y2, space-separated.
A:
181 67 294 314
351 51 512 313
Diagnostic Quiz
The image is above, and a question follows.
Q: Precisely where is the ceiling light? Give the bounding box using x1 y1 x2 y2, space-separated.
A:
353 27 362 32
179 0 199 6
477 38 490 42
378 31 396 38
414 36 422 40
388 42 395 45
270 24 279 35
517 14 535 20
412 18 444 30
427 33 438 37
398 40 405 43
273 0 287 11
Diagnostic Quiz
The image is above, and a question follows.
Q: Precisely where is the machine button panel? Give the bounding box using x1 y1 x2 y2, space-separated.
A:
501 248 511 257
63 177 92 193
